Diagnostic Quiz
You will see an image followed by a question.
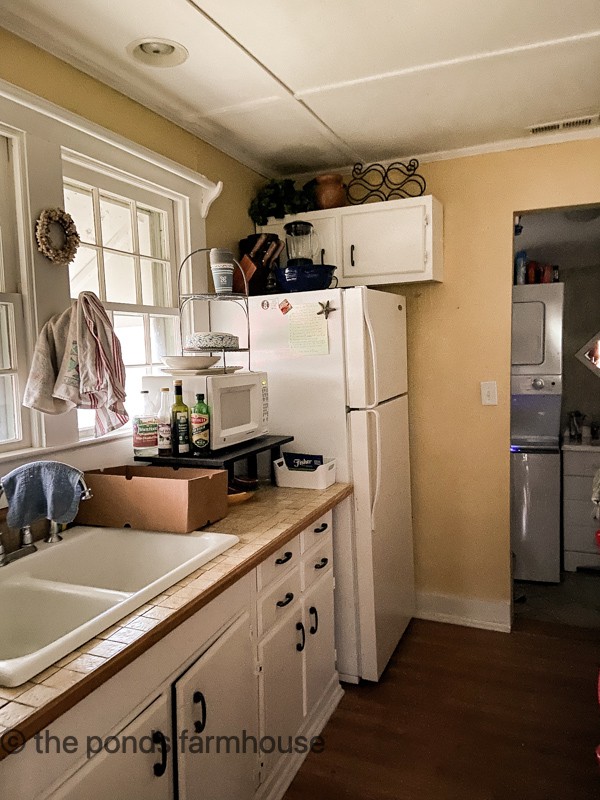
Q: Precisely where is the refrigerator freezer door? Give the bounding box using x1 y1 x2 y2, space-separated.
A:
510 450 561 582
344 287 407 408
349 394 414 681
242 289 351 481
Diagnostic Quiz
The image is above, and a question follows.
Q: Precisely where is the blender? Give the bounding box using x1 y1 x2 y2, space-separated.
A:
284 220 317 266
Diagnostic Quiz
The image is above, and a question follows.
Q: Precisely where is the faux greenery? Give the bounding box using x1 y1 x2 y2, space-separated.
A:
248 179 317 226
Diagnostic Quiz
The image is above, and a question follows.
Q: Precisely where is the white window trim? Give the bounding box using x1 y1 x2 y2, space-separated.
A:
0 78 222 462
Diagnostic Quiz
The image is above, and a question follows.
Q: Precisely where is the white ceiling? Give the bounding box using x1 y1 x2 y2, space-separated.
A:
1 0 600 177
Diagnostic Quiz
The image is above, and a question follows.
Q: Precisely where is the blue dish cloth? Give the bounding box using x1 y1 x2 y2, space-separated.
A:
0 461 84 528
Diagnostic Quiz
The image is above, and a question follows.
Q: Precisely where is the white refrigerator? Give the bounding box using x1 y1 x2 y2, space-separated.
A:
214 286 414 682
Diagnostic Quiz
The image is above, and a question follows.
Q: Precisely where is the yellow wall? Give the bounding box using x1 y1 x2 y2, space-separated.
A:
398 139 600 605
0 27 263 250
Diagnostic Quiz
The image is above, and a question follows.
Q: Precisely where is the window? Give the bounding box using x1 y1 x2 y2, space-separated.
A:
63 163 181 438
0 134 30 452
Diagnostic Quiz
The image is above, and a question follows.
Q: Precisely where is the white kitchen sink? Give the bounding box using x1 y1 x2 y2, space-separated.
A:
0 526 239 687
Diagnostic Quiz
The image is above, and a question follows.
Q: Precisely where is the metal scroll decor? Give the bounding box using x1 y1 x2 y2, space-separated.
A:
346 159 426 205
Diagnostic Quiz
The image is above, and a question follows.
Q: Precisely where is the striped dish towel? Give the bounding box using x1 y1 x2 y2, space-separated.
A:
24 292 129 436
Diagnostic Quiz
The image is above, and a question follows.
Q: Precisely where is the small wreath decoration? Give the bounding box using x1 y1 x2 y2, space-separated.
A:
35 207 80 266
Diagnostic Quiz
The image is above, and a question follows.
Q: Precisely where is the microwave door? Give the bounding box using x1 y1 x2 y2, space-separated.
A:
208 373 268 449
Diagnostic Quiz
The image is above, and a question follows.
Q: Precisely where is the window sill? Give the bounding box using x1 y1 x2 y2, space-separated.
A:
0 429 132 466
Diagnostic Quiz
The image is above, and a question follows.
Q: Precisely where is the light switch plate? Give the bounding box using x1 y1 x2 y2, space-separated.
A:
480 381 498 405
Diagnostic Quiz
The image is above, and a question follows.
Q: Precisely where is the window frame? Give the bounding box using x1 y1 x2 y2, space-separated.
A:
0 78 221 461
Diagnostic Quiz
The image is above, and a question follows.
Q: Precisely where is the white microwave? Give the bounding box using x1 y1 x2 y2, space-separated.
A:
141 371 268 451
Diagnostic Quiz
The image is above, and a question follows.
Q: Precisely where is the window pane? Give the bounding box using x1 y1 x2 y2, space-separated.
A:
125 366 153 421
76 409 96 439
0 374 18 443
64 185 96 244
100 196 133 252
69 245 100 298
150 315 178 362
0 304 14 370
104 252 136 303
137 207 167 259
113 313 145 365
141 259 170 305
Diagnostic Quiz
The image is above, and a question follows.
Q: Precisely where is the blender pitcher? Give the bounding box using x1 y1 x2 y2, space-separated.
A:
284 220 318 266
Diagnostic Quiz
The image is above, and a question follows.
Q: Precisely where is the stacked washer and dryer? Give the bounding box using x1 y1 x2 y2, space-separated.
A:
510 284 564 583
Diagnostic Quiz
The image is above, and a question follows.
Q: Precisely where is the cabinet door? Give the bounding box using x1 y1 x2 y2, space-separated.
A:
258 609 305 777
175 612 258 800
52 695 173 800
340 199 429 285
303 571 336 717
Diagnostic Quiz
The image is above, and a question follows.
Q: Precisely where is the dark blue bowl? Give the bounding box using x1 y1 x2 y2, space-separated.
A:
276 264 337 292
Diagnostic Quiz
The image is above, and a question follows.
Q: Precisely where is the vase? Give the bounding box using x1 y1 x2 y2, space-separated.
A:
314 174 347 210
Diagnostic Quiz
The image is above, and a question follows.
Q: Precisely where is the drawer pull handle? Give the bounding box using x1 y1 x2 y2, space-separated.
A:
276 592 294 608
350 244 355 266
275 551 293 565
152 730 168 777
193 690 207 734
313 522 328 533
315 557 329 570
296 621 306 652
309 605 319 635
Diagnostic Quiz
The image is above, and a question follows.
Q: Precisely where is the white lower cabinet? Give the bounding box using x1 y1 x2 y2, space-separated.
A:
3 524 341 800
303 572 336 717
259 606 305 776
174 611 258 800
257 520 339 795
52 694 174 800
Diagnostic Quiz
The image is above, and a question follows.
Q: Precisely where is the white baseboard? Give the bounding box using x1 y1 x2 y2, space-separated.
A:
415 591 511 633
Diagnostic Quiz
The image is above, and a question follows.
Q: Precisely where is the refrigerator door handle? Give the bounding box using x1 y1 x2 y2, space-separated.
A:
368 409 382 529
364 304 380 410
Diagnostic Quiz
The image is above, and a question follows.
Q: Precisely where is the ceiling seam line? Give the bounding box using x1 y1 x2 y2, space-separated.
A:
296 29 600 96
182 0 361 162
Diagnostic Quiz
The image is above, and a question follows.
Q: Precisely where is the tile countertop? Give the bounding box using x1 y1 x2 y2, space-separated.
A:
0 482 352 757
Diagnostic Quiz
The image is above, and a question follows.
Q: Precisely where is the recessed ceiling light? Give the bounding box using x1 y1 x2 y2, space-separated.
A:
127 38 188 68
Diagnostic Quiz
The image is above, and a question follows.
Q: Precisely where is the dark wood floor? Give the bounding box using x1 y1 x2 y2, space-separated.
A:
284 619 600 800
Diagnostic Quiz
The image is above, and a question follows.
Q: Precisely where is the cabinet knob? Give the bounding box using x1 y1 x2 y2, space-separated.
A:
152 730 168 777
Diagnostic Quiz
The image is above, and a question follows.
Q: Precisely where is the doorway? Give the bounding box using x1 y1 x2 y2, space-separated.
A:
510 203 600 629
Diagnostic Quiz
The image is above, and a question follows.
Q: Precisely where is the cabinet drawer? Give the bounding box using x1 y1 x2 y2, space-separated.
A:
563 524 599 554
563 498 597 528
302 538 333 591
258 568 301 636
563 450 600 476
300 511 333 553
258 536 300 590
563 475 595 500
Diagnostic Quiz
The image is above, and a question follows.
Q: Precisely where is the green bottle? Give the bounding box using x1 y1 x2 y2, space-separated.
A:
191 393 210 454
171 380 190 456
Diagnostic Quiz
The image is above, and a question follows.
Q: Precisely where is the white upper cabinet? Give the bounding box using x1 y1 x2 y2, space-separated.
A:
259 195 443 286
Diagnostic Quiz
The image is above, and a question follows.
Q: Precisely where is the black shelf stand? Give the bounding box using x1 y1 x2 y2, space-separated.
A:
134 434 294 485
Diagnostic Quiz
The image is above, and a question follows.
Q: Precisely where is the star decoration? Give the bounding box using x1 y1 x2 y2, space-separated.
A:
317 301 336 319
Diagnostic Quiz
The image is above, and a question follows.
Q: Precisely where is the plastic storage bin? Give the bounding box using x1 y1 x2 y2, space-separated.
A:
273 458 336 490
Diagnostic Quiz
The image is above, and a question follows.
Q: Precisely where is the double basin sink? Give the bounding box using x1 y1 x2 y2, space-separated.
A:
0 526 239 687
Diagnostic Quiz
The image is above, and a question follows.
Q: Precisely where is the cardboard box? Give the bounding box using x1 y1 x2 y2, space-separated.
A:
75 466 228 533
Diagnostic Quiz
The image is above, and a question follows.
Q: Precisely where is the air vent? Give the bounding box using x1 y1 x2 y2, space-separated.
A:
528 115 599 135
